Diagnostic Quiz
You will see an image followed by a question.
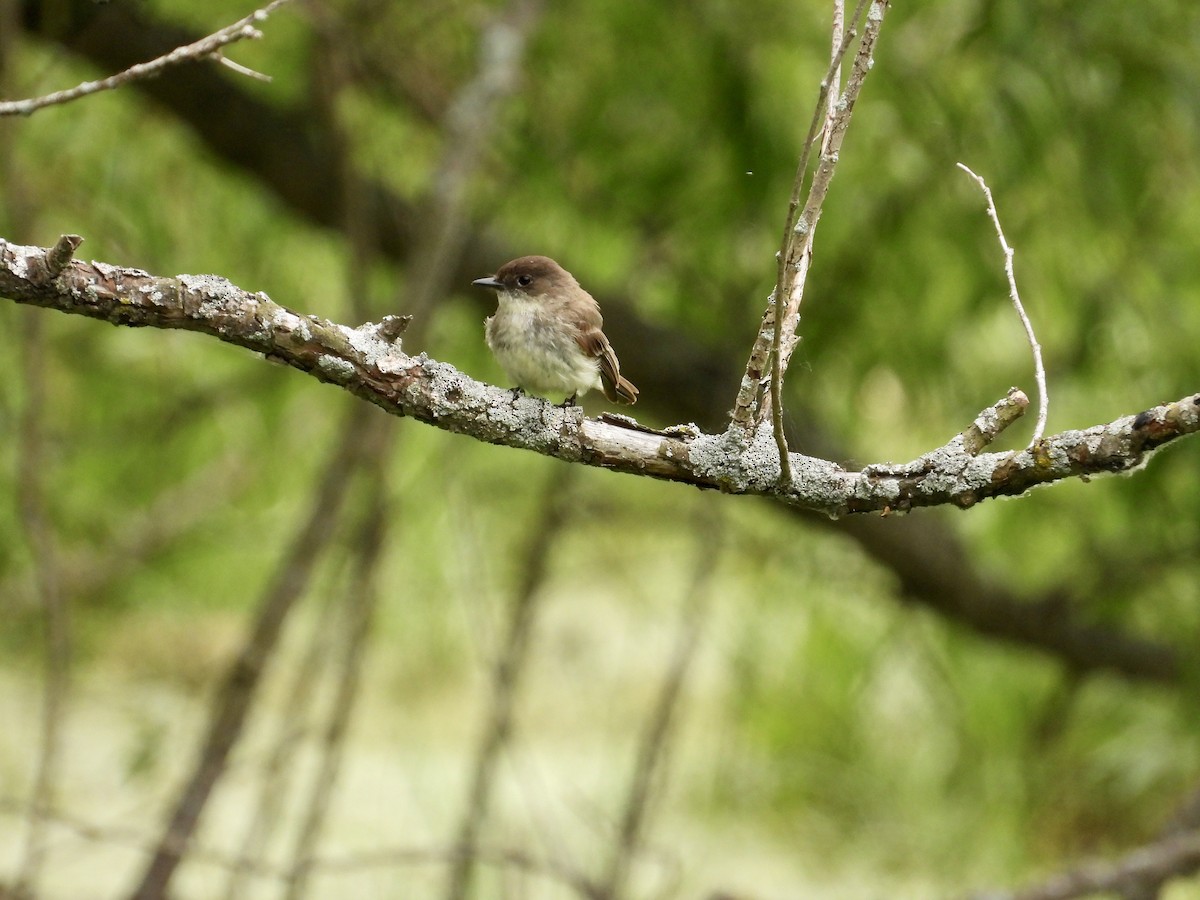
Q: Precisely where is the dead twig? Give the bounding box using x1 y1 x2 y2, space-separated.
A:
733 0 887 475
766 0 868 484
957 163 1049 445
0 0 295 117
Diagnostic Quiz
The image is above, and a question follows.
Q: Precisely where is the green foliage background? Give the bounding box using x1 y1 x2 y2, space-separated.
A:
2 0 1199 897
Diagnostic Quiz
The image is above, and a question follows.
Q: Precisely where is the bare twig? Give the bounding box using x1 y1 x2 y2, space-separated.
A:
955 386 1032 454
862 388 1030 478
444 466 577 900
0 0 295 117
320 843 604 898
0 796 284 881
128 403 375 900
766 0 865 485
969 828 1200 900
214 53 274 83
39 233 84 281
957 163 1049 445
599 507 723 898
734 0 886 442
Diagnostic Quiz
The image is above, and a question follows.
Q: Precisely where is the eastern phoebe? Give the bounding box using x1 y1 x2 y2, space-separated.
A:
472 256 639 405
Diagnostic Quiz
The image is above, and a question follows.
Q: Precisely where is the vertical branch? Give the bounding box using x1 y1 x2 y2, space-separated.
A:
598 507 724 899
956 163 1049 444
766 0 853 485
128 403 375 900
732 0 887 446
443 466 576 900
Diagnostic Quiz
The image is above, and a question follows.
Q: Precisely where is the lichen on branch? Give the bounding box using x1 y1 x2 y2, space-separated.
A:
2 237 1197 517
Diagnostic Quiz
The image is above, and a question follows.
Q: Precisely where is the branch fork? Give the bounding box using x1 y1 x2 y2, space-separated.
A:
731 0 888 485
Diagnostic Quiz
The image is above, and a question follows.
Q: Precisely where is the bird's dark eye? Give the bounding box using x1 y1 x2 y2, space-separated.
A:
516 274 533 287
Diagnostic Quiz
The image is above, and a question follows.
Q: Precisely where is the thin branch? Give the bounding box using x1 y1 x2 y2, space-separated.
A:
862 387 1029 478
41 233 84 279
0 796 284 881
320 843 604 899
766 0 865 484
0 0 295 117
1 238 1196 519
734 0 886 438
214 53 274 83
957 163 1049 445
969 829 1200 900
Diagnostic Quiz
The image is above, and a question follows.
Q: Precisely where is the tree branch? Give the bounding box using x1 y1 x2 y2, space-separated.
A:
763 0 867 485
14 0 1190 702
970 828 1200 900
958 163 1049 444
733 0 887 440
3 237 1196 519
0 0 294 116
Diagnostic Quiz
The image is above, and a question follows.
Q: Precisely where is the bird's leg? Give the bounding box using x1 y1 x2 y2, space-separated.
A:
560 393 578 408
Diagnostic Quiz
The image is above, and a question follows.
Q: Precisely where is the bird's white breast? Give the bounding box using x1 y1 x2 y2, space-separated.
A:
485 291 601 398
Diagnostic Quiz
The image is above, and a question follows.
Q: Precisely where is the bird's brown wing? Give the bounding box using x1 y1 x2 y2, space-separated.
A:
576 328 639 404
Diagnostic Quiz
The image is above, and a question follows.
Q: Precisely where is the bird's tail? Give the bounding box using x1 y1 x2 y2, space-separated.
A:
602 372 639 405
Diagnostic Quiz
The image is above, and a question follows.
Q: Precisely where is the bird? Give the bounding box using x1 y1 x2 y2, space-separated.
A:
472 255 639 405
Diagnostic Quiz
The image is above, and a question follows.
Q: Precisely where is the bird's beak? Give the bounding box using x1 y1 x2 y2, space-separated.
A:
472 276 503 290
